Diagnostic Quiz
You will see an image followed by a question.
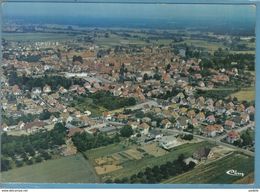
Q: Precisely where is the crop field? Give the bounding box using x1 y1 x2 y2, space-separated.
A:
2 154 100 183
163 152 254 184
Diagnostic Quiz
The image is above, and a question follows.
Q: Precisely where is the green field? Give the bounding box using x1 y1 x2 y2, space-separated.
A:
230 87 255 101
2 32 73 42
163 152 254 184
85 141 215 181
1 154 100 183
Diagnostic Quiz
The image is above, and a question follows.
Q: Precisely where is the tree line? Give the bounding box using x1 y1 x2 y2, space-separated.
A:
105 154 196 183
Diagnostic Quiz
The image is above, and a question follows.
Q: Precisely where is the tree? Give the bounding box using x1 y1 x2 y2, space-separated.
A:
41 151 52 160
120 125 134 138
188 161 196 169
166 64 171 73
1 158 11 171
15 160 24 167
39 109 51 120
26 159 34 165
72 55 83 63
35 156 43 163
143 73 149 82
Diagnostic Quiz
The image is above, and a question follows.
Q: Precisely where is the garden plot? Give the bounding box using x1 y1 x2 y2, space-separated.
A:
141 143 168 157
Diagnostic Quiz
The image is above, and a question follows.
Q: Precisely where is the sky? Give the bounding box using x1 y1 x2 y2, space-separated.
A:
2 3 255 20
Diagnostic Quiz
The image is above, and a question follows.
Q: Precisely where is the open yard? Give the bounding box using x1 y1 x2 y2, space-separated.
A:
1 154 100 183
163 152 254 184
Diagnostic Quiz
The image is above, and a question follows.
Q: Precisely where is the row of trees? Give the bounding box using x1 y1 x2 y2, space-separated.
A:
105 154 196 183
8 71 85 91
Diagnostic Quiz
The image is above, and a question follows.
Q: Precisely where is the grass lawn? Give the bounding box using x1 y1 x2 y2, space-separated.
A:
163 152 254 184
85 142 131 160
1 154 100 183
230 87 255 101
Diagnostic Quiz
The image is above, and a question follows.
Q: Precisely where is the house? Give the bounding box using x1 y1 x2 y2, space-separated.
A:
187 110 196 119
205 98 214 106
193 147 212 161
225 120 235 129
206 115 216 124
59 86 68 94
69 85 80 92
149 129 163 140
226 108 234 116
198 81 205 88
179 107 188 115
43 85 52 93
214 124 224 133
226 130 240 144
161 119 172 129
226 102 235 110
128 121 140 129
187 118 197 127
196 96 205 109
215 100 224 109
194 73 202 80
187 96 196 106
77 87 86 95
196 112 205 122
203 125 217 137
216 107 226 115
12 85 22 96
17 121 25 130
246 106 255 114
140 122 150 135
176 116 189 129
103 111 112 120
159 135 181 150
84 82 92 89
212 74 229 84
237 104 245 112
240 112 250 125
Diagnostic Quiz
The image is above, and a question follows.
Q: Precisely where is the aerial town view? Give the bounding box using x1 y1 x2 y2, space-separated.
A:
0 3 256 184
